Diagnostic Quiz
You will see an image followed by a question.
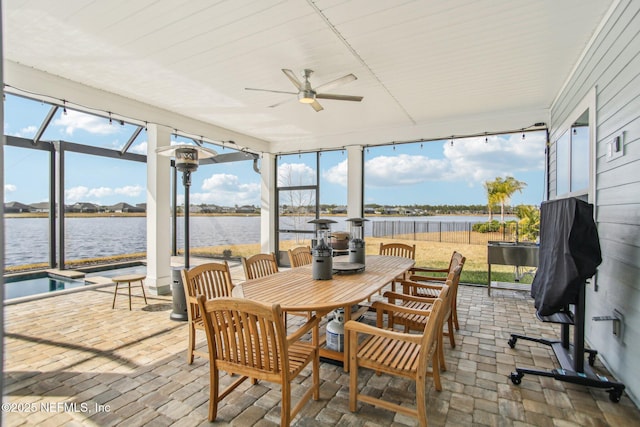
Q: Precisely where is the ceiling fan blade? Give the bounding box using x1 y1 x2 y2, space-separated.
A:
282 69 303 90
245 87 297 95
316 93 363 102
315 73 357 92
310 100 324 112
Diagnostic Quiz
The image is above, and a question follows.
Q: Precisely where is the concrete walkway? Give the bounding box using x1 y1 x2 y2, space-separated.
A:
3 266 639 426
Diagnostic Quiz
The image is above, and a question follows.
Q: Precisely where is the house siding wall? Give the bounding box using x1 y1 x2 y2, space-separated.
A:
549 0 640 404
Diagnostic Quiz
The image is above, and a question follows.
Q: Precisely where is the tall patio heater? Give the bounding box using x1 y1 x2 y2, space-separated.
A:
157 144 218 320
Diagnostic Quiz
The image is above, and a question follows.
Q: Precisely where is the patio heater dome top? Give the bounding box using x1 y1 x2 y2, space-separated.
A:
346 217 369 226
308 218 337 229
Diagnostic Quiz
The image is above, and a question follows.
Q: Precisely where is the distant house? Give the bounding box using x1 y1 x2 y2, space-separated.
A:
199 204 222 213
30 202 51 213
331 206 347 214
236 205 257 214
379 206 400 215
108 202 145 213
68 202 100 213
4 201 33 213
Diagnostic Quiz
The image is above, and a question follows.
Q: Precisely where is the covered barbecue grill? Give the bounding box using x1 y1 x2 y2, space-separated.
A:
508 197 625 402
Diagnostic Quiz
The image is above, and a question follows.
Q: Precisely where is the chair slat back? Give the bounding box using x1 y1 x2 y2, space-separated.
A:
199 297 286 375
288 246 312 268
242 252 279 280
182 262 234 323
449 252 465 273
379 243 416 260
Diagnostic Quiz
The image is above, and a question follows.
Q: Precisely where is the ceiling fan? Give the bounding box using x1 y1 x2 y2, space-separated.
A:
245 69 363 112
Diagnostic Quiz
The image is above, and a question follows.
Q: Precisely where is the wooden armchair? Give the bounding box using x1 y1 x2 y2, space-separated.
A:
383 276 455 372
379 242 416 259
287 246 312 268
181 261 234 364
197 296 320 426
242 252 278 280
408 252 466 331
344 297 445 426
379 242 416 291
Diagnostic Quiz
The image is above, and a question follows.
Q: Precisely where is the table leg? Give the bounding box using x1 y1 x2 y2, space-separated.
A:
112 282 119 309
139 279 148 304
343 304 352 372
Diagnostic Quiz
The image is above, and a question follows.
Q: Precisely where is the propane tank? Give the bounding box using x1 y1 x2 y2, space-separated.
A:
326 308 345 352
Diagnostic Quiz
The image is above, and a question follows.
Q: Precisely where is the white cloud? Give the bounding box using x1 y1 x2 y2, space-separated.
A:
54 110 119 136
130 141 148 155
190 173 260 206
65 184 143 202
5 184 17 193
18 125 38 138
115 185 143 197
323 160 348 186
363 133 545 188
277 163 315 186
87 187 114 198
65 186 90 202
366 154 450 187
5 124 38 138
443 133 545 183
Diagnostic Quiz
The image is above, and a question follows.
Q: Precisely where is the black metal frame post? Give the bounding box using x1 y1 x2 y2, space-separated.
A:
183 170 191 269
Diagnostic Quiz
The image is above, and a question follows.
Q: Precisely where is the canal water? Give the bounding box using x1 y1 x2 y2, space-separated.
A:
4 215 500 267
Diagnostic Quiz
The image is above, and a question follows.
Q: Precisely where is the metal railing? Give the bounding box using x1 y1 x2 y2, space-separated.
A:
370 220 523 245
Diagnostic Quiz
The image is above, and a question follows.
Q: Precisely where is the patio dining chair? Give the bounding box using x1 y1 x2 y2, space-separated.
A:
181 261 234 364
384 265 462 372
345 296 445 427
197 296 320 426
378 242 416 291
408 252 466 331
241 252 279 280
287 246 312 268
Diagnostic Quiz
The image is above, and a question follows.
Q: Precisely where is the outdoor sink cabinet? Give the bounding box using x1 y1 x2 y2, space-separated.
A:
487 241 539 295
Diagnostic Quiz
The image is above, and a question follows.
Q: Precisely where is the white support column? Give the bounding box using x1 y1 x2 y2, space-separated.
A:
260 153 277 253
347 145 364 218
146 124 172 295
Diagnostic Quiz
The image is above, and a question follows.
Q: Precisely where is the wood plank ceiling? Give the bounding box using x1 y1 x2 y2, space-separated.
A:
3 0 614 154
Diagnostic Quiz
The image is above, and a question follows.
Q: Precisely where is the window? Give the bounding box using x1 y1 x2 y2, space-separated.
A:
556 109 590 196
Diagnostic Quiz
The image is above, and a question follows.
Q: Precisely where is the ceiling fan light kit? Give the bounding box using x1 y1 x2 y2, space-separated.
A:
246 68 363 111
298 90 316 104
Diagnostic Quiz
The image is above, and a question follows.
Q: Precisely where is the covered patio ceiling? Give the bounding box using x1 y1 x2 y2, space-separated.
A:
3 0 614 154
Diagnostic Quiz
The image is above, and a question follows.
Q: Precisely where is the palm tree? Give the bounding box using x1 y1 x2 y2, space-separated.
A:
483 181 500 221
515 204 540 241
484 176 527 222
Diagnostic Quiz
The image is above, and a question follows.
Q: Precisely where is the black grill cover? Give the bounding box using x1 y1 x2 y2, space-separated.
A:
531 198 602 316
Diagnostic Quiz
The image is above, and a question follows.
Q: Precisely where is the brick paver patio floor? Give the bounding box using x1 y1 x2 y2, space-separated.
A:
3 264 639 426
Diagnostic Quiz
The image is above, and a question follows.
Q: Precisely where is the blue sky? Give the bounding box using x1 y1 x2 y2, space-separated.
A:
4 94 546 207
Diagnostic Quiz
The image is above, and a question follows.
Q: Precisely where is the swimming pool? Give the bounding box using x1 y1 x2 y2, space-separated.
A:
3 265 147 301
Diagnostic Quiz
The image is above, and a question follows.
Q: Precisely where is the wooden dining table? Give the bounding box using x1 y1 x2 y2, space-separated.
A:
232 254 415 369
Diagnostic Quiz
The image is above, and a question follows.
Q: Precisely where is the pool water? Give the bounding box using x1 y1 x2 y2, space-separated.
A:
4 265 147 300
4 276 87 300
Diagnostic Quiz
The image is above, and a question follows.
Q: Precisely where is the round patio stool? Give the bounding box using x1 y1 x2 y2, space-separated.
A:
112 274 148 310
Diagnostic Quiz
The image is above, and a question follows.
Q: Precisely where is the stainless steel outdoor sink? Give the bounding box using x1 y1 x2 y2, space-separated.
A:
487 241 539 295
